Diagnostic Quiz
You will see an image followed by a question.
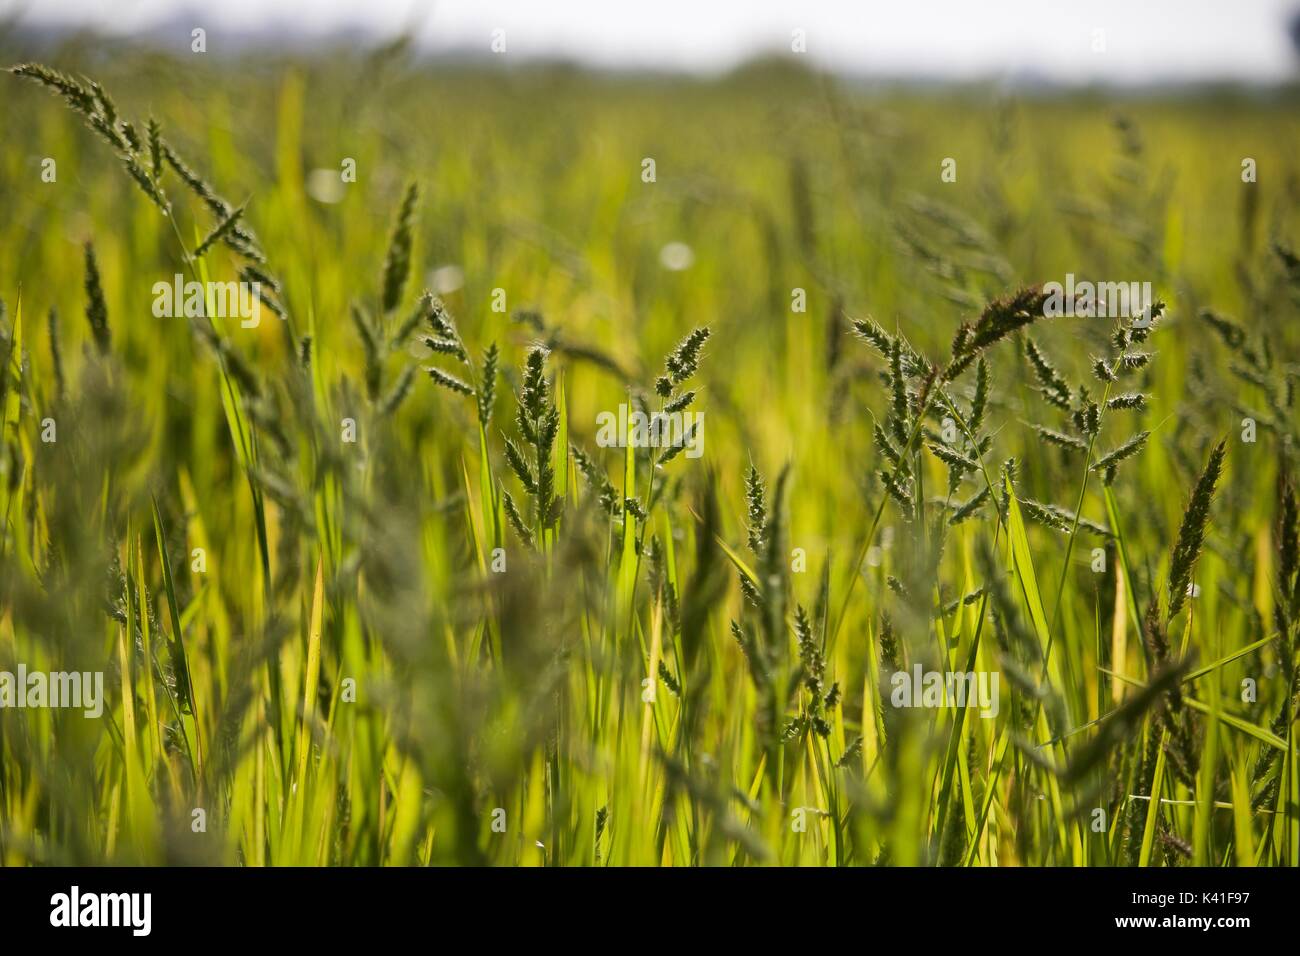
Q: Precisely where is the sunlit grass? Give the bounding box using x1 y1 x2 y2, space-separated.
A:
0 48 1298 866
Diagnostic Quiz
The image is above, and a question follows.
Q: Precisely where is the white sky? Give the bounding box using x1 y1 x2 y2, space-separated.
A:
8 0 1300 83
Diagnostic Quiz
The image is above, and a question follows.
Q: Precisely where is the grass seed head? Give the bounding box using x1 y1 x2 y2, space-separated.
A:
380 182 419 313
82 241 111 355
1167 439 1227 619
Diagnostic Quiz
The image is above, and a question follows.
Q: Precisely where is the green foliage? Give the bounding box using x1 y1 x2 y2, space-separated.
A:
0 53 1297 869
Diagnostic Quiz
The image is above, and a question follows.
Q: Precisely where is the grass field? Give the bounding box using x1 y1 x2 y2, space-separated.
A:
1 40 1299 866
